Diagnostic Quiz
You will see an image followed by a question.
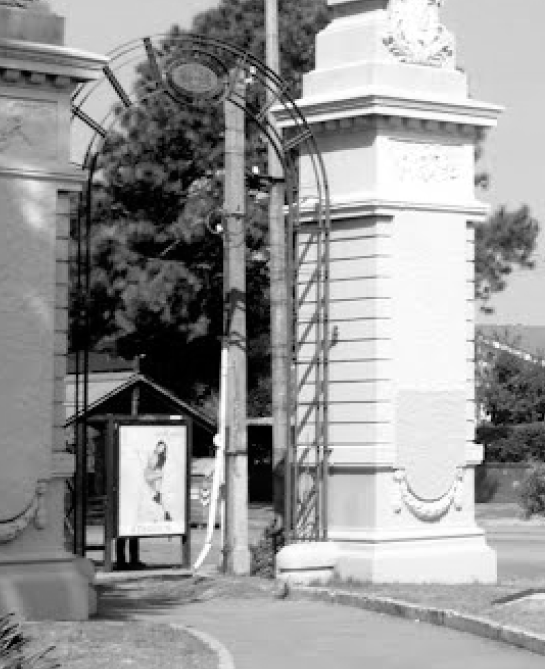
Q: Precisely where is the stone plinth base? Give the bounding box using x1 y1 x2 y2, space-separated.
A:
0 553 96 620
334 533 497 584
276 542 339 586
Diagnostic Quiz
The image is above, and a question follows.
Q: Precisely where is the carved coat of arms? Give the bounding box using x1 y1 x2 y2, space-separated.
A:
383 0 454 68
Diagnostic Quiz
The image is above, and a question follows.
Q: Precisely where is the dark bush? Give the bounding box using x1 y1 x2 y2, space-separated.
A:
250 522 285 579
476 422 545 463
519 463 545 518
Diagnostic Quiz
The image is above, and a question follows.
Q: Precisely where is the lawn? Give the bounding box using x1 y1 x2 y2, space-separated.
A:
24 620 216 669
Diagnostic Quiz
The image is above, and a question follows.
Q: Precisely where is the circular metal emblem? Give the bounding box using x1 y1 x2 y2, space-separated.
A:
166 52 227 104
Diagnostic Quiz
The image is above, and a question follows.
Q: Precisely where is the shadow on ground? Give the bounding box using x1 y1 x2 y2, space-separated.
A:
95 574 277 621
96 577 208 620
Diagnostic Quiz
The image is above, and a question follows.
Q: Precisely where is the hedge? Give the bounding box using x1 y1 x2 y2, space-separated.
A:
476 422 545 463
519 463 545 517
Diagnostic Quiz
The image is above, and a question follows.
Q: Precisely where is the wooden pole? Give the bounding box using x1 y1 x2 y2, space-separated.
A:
266 0 289 534
223 70 251 575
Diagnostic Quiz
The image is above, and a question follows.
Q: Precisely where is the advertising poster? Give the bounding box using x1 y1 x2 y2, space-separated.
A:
117 423 187 538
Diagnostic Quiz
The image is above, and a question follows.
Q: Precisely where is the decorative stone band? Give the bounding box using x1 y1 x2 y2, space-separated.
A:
273 92 502 138
288 113 490 145
0 68 74 90
393 467 465 521
0 43 107 89
0 480 48 544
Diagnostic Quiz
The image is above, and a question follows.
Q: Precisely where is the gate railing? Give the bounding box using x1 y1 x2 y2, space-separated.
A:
286 195 330 543
67 33 332 551
64 190 91 557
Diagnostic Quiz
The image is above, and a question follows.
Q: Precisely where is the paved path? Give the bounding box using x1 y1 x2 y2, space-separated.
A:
92 504 545 667
485 526 545 582
100 593 544 669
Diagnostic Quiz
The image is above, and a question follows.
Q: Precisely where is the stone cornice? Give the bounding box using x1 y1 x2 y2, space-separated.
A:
276 91 502 134
298 195 490 224
0 38 107 84
0 163 86 188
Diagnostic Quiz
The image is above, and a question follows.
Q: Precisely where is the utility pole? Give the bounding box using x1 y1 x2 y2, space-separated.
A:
223 70 251 575
266 0 289 534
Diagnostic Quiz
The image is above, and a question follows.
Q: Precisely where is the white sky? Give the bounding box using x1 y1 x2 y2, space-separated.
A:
49 0 545 326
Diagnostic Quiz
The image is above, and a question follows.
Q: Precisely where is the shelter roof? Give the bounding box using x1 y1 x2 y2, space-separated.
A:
65 370 216 432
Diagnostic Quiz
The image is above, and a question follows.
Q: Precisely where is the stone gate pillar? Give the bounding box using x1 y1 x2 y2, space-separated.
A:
0 2 106 618
278 0 501 582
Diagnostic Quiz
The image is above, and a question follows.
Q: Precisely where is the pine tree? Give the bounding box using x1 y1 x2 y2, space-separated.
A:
77 0 539 413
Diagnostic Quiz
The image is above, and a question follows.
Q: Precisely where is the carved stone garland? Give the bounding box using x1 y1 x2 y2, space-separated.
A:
0 481 48 544
393 468 464 521
383 0 455 68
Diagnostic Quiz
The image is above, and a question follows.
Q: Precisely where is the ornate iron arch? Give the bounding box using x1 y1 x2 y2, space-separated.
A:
68 33 330 553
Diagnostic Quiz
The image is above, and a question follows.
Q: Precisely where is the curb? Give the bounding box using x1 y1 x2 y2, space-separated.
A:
95 567 218 585
289 586 545 657
170 623 236 669
95 568 193 584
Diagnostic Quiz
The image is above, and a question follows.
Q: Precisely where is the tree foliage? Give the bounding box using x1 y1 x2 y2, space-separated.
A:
475 205 539 312
477 339 545 426
75 0 540 413
191 0 329 96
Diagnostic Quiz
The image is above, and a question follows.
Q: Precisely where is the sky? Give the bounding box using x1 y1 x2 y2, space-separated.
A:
49 0 545 326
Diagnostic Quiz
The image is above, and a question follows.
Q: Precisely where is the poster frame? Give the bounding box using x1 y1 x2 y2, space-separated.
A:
111 416 193 547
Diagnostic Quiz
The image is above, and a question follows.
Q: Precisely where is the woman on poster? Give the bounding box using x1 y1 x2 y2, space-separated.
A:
143 440 172 521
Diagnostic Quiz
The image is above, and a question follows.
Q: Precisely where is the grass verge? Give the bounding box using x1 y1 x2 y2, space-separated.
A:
304 579 545 637
25 621 217 669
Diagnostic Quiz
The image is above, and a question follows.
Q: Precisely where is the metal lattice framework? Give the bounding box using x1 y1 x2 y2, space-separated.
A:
68 33 330 551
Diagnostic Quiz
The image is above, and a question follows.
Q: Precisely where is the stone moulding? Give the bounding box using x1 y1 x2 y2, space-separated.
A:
0 480 47 544
297 196 489 225
383 0 455 68
393 467 464 521
0 43 107 86
274 95 501 139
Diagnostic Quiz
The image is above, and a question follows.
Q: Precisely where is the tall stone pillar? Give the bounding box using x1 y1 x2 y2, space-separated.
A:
0 2 106 618
278 0 501 583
